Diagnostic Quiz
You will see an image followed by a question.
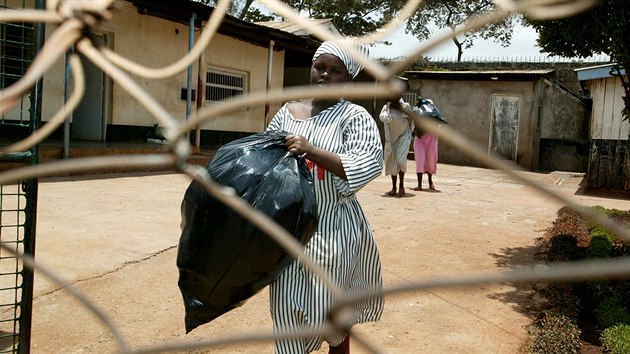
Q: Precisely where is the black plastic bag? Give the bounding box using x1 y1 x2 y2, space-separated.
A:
414 98 448 124
177 130 317 333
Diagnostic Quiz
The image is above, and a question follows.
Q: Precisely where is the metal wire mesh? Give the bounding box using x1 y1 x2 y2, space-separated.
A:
0 0 629 353
0 182 30 354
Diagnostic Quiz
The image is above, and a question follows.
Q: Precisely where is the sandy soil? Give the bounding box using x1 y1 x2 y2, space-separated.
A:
5 162 629 353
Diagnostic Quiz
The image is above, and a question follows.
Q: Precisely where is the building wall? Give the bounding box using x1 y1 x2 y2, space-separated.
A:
587 76 629 141
40 1 285 139
537 79 589 172
583 75 630 191
408 78 538 169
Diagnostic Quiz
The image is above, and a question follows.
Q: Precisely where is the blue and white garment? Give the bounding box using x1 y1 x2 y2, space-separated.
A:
266 99 384 354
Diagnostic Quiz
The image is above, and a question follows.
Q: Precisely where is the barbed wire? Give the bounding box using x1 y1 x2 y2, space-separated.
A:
425 54 612 63
1 0 628 353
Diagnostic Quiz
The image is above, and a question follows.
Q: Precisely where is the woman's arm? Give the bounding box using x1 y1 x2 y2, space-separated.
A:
285 134 347 180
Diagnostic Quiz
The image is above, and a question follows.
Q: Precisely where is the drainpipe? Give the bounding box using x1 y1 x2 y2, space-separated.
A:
185 12 196 142
63 49 73 159
195 48 204 151
264 40 274 128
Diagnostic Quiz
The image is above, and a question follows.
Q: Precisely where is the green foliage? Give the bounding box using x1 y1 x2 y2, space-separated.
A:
242 7 276 22
601 325 630 354
596 296 630 329
530 313 581 354
525 0 630 120
532 206 630 353
273 0 407 37
587 234 614 259
405 0 520 61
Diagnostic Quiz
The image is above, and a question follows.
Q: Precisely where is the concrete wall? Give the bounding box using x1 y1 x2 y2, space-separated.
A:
408 78 539 169
537 79 589 172
40 1 284 137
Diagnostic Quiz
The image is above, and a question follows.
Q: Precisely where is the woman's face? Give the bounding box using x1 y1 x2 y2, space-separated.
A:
310 54 351 87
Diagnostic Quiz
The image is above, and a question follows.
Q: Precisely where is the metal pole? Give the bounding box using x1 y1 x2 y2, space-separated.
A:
264 40 274 126
186 12 196 142
20 0 46 352
63 49 73 159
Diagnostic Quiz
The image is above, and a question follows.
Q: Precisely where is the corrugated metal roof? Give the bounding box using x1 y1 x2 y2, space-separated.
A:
255 19 340 36
575 63 624 81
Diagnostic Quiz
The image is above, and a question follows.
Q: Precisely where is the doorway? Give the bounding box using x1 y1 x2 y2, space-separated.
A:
489 94 520 161
72 33 107 141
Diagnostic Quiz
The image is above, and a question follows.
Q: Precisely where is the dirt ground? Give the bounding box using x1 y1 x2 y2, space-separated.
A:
8 162 630 353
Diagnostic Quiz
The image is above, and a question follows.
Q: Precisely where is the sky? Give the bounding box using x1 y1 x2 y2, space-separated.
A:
251 2 609 62
369 24 545 60
369 24 610 62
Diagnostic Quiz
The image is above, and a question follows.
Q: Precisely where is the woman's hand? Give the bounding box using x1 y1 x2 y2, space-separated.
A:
285 134 314 156
285 134 347 180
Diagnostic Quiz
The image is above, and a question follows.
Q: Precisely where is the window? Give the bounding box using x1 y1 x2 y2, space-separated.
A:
0 22 35 88
403 92 417 106
205 68 247 103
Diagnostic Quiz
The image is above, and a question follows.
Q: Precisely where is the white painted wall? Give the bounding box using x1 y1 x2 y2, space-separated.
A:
40 1 285 134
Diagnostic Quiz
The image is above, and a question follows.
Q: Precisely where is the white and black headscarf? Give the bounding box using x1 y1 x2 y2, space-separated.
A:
312 40 369 79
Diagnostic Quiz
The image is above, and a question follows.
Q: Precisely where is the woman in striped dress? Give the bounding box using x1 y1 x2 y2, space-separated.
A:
266 41 384 354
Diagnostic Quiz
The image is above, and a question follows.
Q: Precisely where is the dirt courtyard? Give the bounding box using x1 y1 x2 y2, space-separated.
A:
10 162 630 353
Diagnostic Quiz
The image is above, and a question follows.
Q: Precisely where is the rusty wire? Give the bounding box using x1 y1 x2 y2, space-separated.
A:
1 0 628 353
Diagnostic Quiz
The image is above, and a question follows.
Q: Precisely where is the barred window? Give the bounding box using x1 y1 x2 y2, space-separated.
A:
0 22 35 88
205 69 247 103
403 92 417 106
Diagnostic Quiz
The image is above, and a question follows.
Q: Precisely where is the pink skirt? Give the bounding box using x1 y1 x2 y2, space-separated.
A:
413 134 438 174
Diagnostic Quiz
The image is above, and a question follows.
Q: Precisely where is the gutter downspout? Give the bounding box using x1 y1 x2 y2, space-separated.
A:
63 49 73 159
185 12 196 143
195 49 204 151
264 40 274 128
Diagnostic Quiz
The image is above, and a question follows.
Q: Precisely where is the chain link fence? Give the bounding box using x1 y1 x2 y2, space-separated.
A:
1 0 629 353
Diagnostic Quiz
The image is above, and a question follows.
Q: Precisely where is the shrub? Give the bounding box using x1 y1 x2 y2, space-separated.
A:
596 296 630 329
530 313 581 354
587 234 614 259
542 283 580 319
547 207 590 245
546 235 578 262
601 324 630 354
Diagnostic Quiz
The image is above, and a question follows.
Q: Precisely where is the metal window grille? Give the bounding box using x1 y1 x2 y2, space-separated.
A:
403 92 417 105
205 69 246 102
0 18 35 126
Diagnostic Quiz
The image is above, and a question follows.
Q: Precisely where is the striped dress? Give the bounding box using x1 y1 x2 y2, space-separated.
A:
266 99 384 354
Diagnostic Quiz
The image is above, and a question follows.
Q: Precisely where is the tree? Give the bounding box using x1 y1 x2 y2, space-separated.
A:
526 0 629 120
194 0 254 19
405 0 520 62
197 0 406 34
275 0 406 37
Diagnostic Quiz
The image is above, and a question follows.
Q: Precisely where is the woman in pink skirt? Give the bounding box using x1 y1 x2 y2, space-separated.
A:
411 98 443 191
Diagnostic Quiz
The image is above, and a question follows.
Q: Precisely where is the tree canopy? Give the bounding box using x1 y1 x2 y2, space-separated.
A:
405 0 520 62
244 0 407 37
526 0 629 119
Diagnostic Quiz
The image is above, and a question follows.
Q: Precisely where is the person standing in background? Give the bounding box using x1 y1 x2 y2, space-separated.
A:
411 98 442 191
379 92 413 197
